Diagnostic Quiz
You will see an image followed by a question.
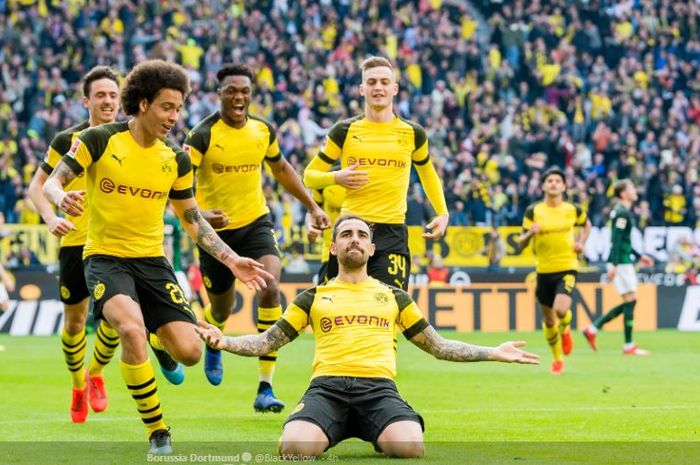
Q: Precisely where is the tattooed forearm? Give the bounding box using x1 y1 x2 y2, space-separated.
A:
183 206 235 263
43 162 79 205
410 327 494 362
222 326 291 356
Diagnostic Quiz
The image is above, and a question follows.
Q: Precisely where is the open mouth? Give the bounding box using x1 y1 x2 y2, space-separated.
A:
162 124 173 134
231 104 245 115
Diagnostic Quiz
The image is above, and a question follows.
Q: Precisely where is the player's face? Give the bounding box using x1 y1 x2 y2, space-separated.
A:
84 78 119 125
624 183 638 202
360 66 398 110
140 88 183 139
331 219 375 269
542 174 566 197
219 75 251 126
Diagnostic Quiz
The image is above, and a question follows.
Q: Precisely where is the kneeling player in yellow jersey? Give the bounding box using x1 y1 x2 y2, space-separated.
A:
518 167 591 375
28 66 121 423
197 215 539 459
43 60 273 454
184 63 329 409
303 56 449 291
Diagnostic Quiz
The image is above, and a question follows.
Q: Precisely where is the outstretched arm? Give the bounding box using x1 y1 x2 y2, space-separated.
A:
268 157 330 229
409 326 540 364
195 321 292 356
171 197 274 291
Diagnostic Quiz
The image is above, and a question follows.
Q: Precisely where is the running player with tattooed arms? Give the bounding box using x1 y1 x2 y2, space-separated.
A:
42 60 273 454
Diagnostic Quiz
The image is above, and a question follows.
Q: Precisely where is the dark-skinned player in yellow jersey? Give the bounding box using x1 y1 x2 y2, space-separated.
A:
196 215 539 459
518 167 591 375
184 64 330 411
303 56 448 291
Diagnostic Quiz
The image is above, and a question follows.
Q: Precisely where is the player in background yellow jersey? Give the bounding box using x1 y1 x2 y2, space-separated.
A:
43 60 273 454
197 215 539 459
28 66 121 423
303 56 448 291
519 167 591 375
184 64 330 410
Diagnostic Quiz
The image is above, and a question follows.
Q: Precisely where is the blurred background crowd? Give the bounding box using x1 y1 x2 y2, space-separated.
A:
2 0 700 274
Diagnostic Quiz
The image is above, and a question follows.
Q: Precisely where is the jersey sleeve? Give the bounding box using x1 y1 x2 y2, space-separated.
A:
183 128 208 168
409 123 429 164
62 137 93 175
263 121 282 162
522 204 535 230
392 288 429 339
574 203 588 226
170 148 194 199
276 287 316 339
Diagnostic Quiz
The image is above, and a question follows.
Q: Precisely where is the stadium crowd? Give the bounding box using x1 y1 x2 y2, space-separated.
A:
1 0 700 267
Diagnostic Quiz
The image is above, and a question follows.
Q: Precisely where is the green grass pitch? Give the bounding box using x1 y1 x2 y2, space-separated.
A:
0 330 698 464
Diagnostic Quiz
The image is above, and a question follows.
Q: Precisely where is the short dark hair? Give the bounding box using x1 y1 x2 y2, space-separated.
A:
360 56 393 73
332 215 373 241
82 66 119 98
613 179 634 198
542 166 566 184
216 64 254 84
120 60 190 116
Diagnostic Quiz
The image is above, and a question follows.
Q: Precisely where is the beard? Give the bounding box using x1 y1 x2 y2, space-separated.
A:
338 248 367 269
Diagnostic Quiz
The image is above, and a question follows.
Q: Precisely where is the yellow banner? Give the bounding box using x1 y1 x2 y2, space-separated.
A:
408 226 535 267
222 282 657 333
0 225 60 265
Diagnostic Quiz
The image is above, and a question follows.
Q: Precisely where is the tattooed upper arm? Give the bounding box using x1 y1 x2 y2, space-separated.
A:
52 162 78 187
182 206 201 224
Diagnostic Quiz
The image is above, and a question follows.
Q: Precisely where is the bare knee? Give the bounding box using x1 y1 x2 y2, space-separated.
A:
168 339 201 366
377 421 424 458
279 441 326 459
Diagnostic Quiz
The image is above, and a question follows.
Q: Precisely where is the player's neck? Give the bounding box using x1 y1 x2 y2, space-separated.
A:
364 104 395 123
128 118 158 147
88 116 111 128
336 267 370 284
544 195 563 207
620 199 632 210
221 112 247 129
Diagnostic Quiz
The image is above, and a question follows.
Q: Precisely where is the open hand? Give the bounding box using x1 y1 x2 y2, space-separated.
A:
491 341 540 364
228 257 274 291
194 321 225 350
334 164 369 189
58 190 86 216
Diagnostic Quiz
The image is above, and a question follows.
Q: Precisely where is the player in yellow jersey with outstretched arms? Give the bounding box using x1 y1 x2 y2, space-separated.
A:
303 56 448 291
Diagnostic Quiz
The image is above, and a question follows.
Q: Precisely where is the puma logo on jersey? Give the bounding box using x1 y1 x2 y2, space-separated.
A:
352 135 363 142
214 143 225 150
320 296 334 303
111 154 125 166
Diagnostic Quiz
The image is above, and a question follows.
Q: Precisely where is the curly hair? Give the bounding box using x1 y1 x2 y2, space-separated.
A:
121 60 190 116
216 63 254 84
82 66 119 98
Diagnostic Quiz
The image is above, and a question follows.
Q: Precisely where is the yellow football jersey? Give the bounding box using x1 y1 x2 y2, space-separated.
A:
522 201 588 273
276 277 428 380
63 122 194 259
184 113 281 230
41 121 90 247
314 115 431 224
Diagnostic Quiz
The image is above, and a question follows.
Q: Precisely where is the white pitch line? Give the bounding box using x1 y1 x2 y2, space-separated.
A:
422 405 698 414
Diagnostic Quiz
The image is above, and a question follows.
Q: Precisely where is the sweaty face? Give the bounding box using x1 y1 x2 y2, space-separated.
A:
219 75 251 126
331 219 375 270
360 66 398 110
141 88 183 139
85 78 120 124
543 174 566 197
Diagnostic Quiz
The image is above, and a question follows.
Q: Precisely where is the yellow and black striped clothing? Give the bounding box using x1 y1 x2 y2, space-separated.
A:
41 120 90 247
275 277 428 380
523 201 587 273
62 122 194 259
183 113 281 230
303 115 447 224
313 184 346 263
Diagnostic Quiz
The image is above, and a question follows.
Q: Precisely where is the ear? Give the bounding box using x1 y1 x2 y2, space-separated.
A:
368 242 376 257
391 81 399 96
330 241 338 257
139 98 149 114
82 96 89 109
359 82 365 97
